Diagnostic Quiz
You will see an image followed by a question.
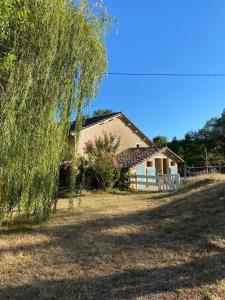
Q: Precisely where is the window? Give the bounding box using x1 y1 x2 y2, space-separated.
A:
136 144 140 148
147 161 153 167
171 161 175 166
112 138 118 147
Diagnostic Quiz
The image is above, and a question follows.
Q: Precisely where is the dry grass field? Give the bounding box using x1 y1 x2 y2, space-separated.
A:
1 174 225 299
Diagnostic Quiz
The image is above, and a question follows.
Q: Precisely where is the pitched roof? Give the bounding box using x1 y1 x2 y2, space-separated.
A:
69 112 154 146
116 146 159 168
70 112 121 132
116 146 185 168
161 147 185 163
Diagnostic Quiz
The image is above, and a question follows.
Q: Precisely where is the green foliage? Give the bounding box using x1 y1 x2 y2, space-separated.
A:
117 169 131 190
153 135 168 148
0 0 109 223
0 0 28 85
168 109 225 167
77 133 120 190
92 109 113 117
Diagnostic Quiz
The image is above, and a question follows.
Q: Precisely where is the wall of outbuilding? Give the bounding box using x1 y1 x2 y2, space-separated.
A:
129 154 178 191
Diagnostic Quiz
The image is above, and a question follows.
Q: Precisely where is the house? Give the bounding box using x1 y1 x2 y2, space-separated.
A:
68 112 185 191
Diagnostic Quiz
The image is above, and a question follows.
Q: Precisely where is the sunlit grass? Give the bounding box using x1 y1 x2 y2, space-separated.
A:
1 177 225 299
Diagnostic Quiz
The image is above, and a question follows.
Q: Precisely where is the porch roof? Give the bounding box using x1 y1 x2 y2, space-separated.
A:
116 146 185 169
116 146 159 168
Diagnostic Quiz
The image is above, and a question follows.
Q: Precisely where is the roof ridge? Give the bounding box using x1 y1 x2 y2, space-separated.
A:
84 112 121 122
129 146 158 149
70 112 121 132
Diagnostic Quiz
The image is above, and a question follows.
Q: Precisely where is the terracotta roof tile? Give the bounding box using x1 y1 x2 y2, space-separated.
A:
116 146 159 169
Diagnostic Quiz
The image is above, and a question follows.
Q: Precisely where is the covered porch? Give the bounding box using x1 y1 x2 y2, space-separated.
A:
117 146 185 191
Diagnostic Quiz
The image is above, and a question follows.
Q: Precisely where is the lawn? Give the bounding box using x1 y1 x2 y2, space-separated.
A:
1 176 225 299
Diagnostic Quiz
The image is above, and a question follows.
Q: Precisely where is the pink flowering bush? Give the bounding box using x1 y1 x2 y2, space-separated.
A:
112 158 119 167
79 133 120 190
84 140 94 153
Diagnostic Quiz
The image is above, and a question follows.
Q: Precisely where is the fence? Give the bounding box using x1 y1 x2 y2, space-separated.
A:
130 174 181 192
186 165 225 177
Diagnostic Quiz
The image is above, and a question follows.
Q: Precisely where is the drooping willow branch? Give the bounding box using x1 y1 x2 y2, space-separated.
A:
0 0 109 222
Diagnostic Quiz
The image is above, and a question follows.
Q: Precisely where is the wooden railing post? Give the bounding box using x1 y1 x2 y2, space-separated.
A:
136 174 137 190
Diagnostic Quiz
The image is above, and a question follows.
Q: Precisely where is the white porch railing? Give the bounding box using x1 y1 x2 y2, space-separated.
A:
130 174 181 192
157 174 181 191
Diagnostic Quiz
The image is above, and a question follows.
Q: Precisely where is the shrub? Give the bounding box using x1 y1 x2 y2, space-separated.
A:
76 133 121 191
117 169 131 189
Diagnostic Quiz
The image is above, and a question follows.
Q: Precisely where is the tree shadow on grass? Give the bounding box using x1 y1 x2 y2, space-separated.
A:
1 251 225 300
1 182 225 299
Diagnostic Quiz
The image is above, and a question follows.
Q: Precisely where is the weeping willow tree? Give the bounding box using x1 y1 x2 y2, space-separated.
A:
0 0 109 222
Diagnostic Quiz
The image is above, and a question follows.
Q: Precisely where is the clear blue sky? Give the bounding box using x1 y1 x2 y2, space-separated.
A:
88 0 225 141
